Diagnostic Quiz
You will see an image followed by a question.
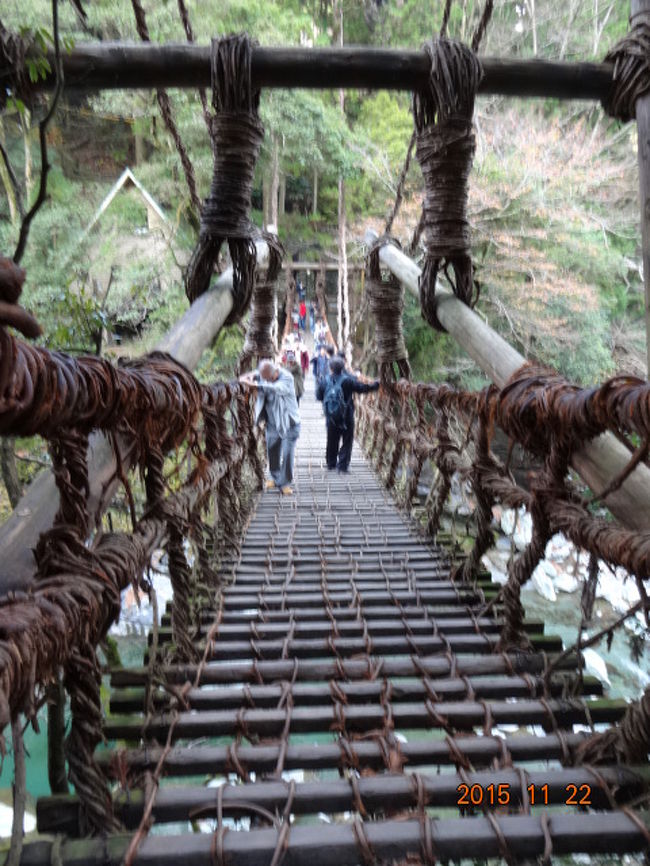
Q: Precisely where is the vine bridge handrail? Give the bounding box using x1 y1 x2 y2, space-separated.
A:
364 229 650 533
0 240 271 596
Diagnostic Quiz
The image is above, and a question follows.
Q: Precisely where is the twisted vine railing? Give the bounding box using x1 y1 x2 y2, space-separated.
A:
0 258 264 833
357 365 650 764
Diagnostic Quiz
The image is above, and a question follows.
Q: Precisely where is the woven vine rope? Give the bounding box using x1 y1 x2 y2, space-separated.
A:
413 38 482 331
238 233 284 373
185 33 264 322
365 238 411 384
603 14 650 123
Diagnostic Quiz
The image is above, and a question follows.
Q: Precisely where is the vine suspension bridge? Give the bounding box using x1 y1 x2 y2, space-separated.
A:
0 2 650 864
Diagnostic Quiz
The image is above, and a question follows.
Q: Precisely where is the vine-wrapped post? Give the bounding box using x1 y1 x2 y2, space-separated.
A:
412 38 481 332
185 33 263 319
238 234 283 373
365 238 411 385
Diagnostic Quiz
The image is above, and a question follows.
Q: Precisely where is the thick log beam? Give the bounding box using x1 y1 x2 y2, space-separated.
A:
365 230 650 532
0 242 269 594
14 44 613 100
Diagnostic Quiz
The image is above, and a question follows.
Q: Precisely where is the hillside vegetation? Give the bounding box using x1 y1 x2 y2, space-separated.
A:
0 0 645 511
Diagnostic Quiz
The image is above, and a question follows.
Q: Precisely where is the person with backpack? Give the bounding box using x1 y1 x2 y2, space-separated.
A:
316 356 379 473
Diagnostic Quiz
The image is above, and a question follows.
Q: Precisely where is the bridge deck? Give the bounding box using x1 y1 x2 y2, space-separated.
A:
34 382 650 863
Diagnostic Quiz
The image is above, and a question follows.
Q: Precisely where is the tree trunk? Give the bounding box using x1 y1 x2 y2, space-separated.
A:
312 168 318 217
279 173 286 217
632 0 650 375
363 268 370 364
22 109 33 202
134 129 144 166
338 175 350 357
1 439 22 509
526 0 538 56
460 0 469 43
593 1 615 56
559 0 581 60
335 1 350 360
269 135 280 229
0 127 18 225
0 168 18 224
262 172 271 229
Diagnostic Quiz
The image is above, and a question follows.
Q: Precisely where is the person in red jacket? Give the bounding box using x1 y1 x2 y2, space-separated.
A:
299 299 307 330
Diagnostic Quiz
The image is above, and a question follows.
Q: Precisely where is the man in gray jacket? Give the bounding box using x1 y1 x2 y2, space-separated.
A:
240 360 301 495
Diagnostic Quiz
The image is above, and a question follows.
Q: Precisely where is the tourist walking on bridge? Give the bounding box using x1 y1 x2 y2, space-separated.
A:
240 360 300 495
285 350 305 405
316 356 379 473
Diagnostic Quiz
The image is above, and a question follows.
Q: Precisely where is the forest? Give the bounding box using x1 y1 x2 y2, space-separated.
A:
0 0 644 513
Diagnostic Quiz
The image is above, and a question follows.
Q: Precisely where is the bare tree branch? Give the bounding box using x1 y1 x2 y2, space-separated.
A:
12 0 64 265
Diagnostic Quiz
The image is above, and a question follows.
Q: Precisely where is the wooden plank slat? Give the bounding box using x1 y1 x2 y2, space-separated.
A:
37 766 650 835
103 697 627 741
110 651 576 687
95 732 591 778
9 813 649 864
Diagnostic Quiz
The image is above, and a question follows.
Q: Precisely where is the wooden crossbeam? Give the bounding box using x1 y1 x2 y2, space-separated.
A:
18 44 614 101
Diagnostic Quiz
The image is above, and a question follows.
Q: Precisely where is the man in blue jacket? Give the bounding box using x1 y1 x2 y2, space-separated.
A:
316 356 379 473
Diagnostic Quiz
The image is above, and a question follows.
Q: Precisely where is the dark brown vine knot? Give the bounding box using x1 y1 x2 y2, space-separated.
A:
185 33 264 321
366 238 411 384
238 233 284 373
602 14 650 123
413 38 482 331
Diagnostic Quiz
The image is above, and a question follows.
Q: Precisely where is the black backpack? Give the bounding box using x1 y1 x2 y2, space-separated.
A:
323 375 347 427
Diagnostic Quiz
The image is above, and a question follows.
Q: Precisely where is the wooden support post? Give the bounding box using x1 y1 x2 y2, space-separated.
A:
365 229 650 532
631 0 650 375
0 242 270 595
